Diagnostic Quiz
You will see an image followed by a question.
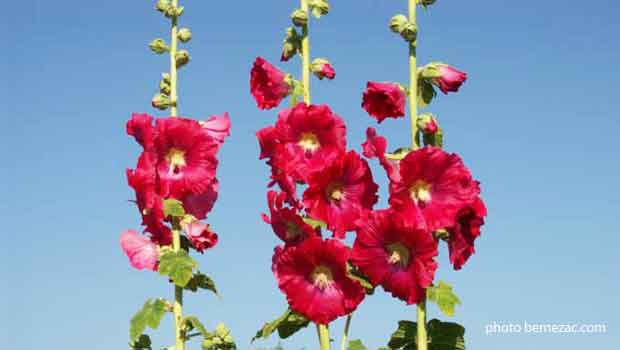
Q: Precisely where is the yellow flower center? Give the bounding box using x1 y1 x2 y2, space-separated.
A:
311 265 334 290
166 147 186 174
409 180 432 203
386 243 410 268
326 182 344 202
298 132 321 152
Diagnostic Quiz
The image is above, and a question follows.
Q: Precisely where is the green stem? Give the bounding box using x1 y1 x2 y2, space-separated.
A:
300 0 311 104
416 297 428 350
408 0 419 150
340 314 352 350
318 324 331 350
170 0 179 116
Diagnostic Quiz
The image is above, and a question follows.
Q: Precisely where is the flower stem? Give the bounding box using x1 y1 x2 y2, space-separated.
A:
300 0 311 104
318 324 331 350
416 297 428 350
170 0 180 116
408 0 420 150
340 314 352 350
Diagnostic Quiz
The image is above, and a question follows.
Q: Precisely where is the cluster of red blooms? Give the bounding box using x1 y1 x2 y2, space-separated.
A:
120 113 231 271
250 58 486 325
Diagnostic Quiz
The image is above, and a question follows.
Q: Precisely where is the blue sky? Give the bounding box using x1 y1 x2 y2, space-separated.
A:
3 0 619 349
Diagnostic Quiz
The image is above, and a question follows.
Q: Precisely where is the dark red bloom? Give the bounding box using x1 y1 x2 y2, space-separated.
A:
181 180 219 220
350 209 438 305
362 82 406 123
155 117 218 199
262 191 319 245
303 151 378 238
274 237 365 324
183 221 218 253
250 57 291 110
389 147 480 231
434 65 467 94
127 113 156 151
447 197 487 270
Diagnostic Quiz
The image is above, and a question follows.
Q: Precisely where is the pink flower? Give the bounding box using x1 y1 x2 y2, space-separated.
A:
434 65 467 94
120 230 159 271
201 113 231 146
362 82 406 123
182 221 219 253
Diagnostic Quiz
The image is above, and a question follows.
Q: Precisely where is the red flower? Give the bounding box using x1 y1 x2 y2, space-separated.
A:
389 147 480 231
183 221 218 253
181 179 219 220
362 82 406 123
127 113 156 151
434 65 467 94
447 197 487 270
274 237 365 324
262 191 318 245
120 229 160 271
350 210 438 305
155 117 218 199
303 151 378 238
361 127 401 183
250 57 291 110
200 113 231 147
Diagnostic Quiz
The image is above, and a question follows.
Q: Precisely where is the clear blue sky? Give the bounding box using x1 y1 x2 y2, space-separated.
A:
3 1 619 349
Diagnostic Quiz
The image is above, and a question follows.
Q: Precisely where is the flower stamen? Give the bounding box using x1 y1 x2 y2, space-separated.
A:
409 180 432 204
311 265 334 290
298 132 321 152
386 243 410 268
166 147 186 174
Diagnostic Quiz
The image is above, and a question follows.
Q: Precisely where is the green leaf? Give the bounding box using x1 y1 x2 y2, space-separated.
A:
426 281 461 317
163 198 185 218
422 127 443 148
346 262 375 295
348 339 368 350
184 316 210 338
130 334 152 350
130 299 169 342
252 309 310 342
387 319 465 350
303 216 327 229
158 248 197 287
185 272 219 296
418 79 436 108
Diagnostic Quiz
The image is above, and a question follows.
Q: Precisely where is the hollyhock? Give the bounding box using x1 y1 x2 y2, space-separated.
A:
269 103 347 181
303 151 378 238
127 113 156 151
262 191 318 245
155 117 218 199
361 127 401 183
250 57 291 110
447 197 487 270
200 113 231 147
274 237 365 324
350 210 438 305
434 64 467 94
362 82 406 123
182 179 219 220
120 229 159 271
389 147 480 231
183 221 219 253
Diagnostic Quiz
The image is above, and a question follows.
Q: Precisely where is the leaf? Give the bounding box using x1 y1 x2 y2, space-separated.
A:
348 339 368 350
426 281 461 317
422 127 443 148
130 334 152 350
185 272 219 296
158 248 197 287
163 198 185 218
252 309 310 342
387 319 466 350
346 262 375 295
417 79 436 108
184 316 210 338
130 299 169 342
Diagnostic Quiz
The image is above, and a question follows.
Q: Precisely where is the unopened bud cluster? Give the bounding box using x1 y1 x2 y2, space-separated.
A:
390 14 417 43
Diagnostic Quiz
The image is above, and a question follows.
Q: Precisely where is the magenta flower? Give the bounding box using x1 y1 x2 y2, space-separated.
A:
120 230 159 271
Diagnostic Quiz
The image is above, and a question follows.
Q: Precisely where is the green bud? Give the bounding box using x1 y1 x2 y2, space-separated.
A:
178 28 192 42
215 323 229 338
309 0 330 18
165 5 184 18
155 0 170 12
161 72 171 83
389 14 408 34
149 38 169 54
160 79 171 95
175 50 190 68
202 339 214 350
281 27 302 61
152 93 170 110
291 9 308 27
417 0 437 7
400 22 418 43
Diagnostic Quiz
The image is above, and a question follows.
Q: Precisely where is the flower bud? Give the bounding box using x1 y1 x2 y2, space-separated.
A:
161 73 171 83
165 5 184 18
152 93 171 110
309 0 330 18
389 14 408 34
400 22 418 43
291 9 308 27
149 38 169 54
160 78 171 95
417 113 439 134
177 28 192 43
175 50 190 68
418 0 437 7
310 58 336 80
421 62 467 94
155 0 170 12
281 27 301 62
